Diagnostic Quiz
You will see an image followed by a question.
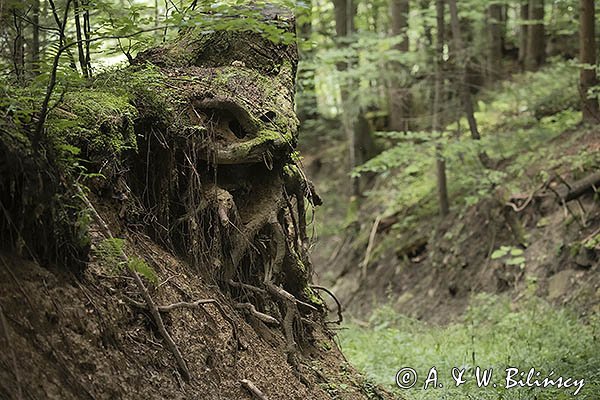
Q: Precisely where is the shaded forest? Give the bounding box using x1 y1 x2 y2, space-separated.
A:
0 0 599 399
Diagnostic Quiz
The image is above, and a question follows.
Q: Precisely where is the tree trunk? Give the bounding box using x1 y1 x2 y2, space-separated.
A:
579 0 599 123
525 0 544 71
12 9 25 83
32 0 41 73
518 1 528 69
487 3 503 81
296 0 318 122
73 0 89 78
389 0 411 132
332 0 369 196
448 0 490 167
434 0 449 216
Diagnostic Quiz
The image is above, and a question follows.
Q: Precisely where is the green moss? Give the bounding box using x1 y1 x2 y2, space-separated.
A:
49 91 138 155
304 286 324 306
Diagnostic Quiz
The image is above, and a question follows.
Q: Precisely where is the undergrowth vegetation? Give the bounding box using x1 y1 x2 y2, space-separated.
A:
354 61 586 219
340 293 600 400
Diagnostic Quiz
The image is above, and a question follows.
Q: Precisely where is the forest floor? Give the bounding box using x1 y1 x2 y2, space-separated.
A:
0 204 392 400
301 61 600 398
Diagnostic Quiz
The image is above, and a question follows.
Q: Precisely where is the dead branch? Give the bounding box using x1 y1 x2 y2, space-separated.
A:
235 303 279 325
361 215 381 278
559 170 600 202
311 285 343 324
241 379 270 400
78 186 191 382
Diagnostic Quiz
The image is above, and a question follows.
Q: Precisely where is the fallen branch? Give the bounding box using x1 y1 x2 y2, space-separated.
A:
361 215 381 278
311 285 343 324
78 187 191 382
235 303 279 325
241 379 269 400
559 170 600 202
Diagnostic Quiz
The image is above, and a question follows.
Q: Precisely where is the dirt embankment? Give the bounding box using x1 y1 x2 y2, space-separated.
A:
307 129 600 325
0 11 394 400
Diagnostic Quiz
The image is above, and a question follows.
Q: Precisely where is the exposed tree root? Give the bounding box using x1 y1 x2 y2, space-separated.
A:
235 303 279 325
311 285 343 324
79 187 191 382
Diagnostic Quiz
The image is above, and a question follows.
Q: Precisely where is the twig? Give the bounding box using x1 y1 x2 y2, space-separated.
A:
77 186 191 382
235 303 279 325
361 215 381 279
241 379 269 400
311 285 343 324
0 305 22 400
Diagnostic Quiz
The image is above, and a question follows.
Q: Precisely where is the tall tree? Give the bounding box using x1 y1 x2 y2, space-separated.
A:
31 0 41 73
73 0 89 77
486 2 503 81
525 0 544 71
518 0 528 69
579 0 599 122
448 0 490 167
296 0 319 122
332 0 373 196
389 0 410 132
434 0 449 216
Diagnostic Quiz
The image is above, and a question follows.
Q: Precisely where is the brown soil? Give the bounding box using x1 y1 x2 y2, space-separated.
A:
0 234 392 400
307 129 600 325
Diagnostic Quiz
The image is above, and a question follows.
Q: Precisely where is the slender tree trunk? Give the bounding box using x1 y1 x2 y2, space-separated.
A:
83 1 92 77
296 0 318 122
487 3 503 81
389 0 411 132
579 0 599 123
434 0 449 216
525 0 544 71
73 0 89 78
12 9 25 83
518 1 528 69
32 0 41 73
333 0 369 197
448 0 491 168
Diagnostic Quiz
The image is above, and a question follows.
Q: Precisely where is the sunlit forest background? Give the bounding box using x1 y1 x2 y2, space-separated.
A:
1 0 600 399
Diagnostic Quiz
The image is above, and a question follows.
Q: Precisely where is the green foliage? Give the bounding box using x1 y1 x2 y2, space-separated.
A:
491 245 526 268
128 257 158 285
49 90 138 155
340 295 600 400
94 238 157 284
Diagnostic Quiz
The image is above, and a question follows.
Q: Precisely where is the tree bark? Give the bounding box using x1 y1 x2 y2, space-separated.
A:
332 0 369 196
448 0 491 167
32 0 41 73
525 0 544 71
518 1 528 69
579 0 599 123
73 0 89 78
487 3 503 81
12 9 25 83
296 0 318 122
434 0 449 216
389 0 411 132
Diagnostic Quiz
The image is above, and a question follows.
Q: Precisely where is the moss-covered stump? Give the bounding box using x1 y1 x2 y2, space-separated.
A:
45 9 320 365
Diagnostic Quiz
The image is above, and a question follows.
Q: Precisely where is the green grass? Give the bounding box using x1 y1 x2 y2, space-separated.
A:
339 293 600 400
